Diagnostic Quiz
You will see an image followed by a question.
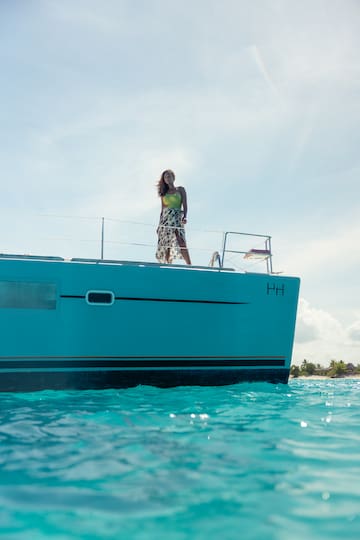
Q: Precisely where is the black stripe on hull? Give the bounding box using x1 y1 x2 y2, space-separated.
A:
0 357 286 369
60 295 248 305
0 368 290 392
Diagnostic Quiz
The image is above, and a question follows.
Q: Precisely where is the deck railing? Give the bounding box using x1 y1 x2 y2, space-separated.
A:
220 231 273 273
1 214 274 274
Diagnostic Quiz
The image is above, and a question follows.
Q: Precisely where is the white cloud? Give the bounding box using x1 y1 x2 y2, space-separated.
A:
293 298 360 365
347 321 360 342
295 298 345 344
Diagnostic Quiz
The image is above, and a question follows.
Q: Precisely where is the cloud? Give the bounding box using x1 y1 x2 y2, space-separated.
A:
295 298 344 344
347 321 360 342
249 45 280 98
295 319 318 344
293 298 360 365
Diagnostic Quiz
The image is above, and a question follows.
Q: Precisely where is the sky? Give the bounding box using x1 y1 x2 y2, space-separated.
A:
1 0 360 365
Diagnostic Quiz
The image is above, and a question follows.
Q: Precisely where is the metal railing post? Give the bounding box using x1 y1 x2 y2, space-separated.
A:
221 232 227 268
100 217 105 260
267 236 273 274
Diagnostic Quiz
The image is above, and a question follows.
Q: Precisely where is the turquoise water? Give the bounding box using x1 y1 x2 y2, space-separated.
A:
0 380 359 539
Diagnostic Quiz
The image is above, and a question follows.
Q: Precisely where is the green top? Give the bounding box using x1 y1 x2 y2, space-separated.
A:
163 191 182 209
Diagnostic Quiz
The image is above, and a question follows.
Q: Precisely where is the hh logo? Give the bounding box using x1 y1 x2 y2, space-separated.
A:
267 283 285 296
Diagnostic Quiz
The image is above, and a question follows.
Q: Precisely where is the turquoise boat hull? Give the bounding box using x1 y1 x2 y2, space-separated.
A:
0 256 300 391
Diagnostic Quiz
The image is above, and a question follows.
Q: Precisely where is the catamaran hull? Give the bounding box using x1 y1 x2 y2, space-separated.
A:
0 257 300 391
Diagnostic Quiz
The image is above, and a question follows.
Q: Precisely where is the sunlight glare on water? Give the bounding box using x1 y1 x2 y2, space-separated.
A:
0 379 359 539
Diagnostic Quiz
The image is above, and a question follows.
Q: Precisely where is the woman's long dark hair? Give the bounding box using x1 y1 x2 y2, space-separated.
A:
157 169 175 196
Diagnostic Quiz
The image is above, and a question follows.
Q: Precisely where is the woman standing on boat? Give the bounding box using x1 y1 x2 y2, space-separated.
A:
156 169 192 265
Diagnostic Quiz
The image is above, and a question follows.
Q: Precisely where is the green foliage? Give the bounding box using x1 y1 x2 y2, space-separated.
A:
290 359 360 377
328 360 347 378
290 365 300 377
300 359 316 375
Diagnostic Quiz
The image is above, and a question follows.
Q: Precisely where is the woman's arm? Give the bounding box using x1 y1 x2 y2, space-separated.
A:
157 197 164 234
179 186 188 221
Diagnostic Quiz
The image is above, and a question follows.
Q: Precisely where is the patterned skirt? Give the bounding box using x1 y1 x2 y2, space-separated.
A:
156 208 186 263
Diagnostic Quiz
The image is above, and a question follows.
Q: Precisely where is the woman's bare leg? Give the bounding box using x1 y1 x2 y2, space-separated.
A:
176 233 192 265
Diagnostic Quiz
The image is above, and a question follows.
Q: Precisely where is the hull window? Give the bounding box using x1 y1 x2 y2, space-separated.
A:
0 281 56 310
86 291 115 305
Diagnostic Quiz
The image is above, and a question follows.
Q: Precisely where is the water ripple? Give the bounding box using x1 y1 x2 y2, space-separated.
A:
0 380 359 539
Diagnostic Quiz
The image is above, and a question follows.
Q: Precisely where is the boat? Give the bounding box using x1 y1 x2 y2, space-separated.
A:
0 230 300 391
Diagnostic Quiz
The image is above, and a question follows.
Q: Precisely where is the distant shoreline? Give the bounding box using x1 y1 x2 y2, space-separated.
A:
290 374 360 380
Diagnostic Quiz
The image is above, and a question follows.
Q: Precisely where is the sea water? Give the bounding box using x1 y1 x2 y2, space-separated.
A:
0 379 359 540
